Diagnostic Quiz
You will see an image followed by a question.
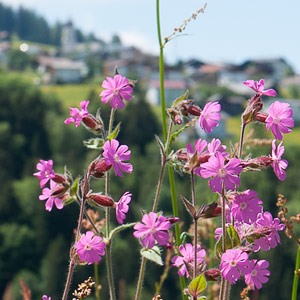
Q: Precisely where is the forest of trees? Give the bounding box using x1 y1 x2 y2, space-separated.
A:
0 2 97 45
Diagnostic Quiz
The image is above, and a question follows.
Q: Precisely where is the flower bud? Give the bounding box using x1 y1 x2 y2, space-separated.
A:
89 158 112 178
51 185 68 198
255 112 267 123
186 104 201 117
241 156 273 170
204 268 220 281
242 94 263 125
52 173 68 185
87 193 115 207
167 216 180 224
82 114 103 134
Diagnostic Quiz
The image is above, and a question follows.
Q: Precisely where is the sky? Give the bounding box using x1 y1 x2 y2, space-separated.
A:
2 0 300 73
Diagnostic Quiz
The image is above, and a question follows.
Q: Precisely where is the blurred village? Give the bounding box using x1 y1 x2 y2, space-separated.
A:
1 12 300 135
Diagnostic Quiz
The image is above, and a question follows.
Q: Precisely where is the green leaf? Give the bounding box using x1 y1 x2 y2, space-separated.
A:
170 119 196 144
70 176 80 197
172 90 189 107
188 273 207 298
107 122 121 140
215 225 241 258
83 138 104 150
141 246 163 266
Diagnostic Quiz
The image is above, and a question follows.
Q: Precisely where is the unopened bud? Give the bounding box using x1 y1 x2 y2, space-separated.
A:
51 185 68 198
167 216 180 224
52 173 68 185
242 94 263 125
89 158 112 178
255 112 267 123
204 268 220 281
241 156 273 170
87 193 115 207
82 114 103 134
187 104 201 117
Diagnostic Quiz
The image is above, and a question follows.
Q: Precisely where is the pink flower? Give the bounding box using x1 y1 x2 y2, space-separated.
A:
133 212 171 249
64 100 89 127
243 79 277 97
231 190 263 223
207 138 228 158
220 249 250 283
200 152 242 193
42 296 51 300
199 101 221 133
100 74 133 109
39 180 64 211
245 259 270 290
102 139 133 177
266 101 294 140
33 159 55 188
253 212 285 252
116 191 132 224
172 243 206 278
271 140 288 181
74 231 106 265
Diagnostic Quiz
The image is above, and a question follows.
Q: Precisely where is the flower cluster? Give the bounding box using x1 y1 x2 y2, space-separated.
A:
243 78 294 140
34 159 70 211
220 249 270 289
34 74 293 298
172 243 206 278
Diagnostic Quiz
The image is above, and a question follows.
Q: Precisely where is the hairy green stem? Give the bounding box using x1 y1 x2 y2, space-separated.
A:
62 182 87 300
134 256 147 300
62 257 76 300
291 244 300 300
94 263 101 300
190 172 198 278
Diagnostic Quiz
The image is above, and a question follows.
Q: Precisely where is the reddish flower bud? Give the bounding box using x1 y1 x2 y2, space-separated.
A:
187 104 201 117
174 114 183 125
52 173 68 185
51 185 68 198
87 193 115 207
167 216 180 224
254 112 267 123
89 158 112 178
241 156 273 170
82 114 103 134
204 268 220 281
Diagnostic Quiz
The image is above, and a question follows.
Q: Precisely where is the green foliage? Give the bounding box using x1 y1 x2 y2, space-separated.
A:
141 246 163 266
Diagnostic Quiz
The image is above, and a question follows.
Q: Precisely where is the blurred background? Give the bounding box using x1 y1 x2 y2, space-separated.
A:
0 0 299 299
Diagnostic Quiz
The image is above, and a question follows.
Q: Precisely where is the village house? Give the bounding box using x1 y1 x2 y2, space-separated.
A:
37 56 88 84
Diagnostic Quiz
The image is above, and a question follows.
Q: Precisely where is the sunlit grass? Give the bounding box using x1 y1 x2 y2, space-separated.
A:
40 83 99 108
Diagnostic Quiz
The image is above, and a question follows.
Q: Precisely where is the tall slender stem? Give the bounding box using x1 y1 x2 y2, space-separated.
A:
156 0 186 298
134 256 147 300
94 263 101 300
190 172 198 279
291 244 300 300
219 184 231 300
62 257 76 300
156 0 167 141
62 180 87 300
104 107 116 300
